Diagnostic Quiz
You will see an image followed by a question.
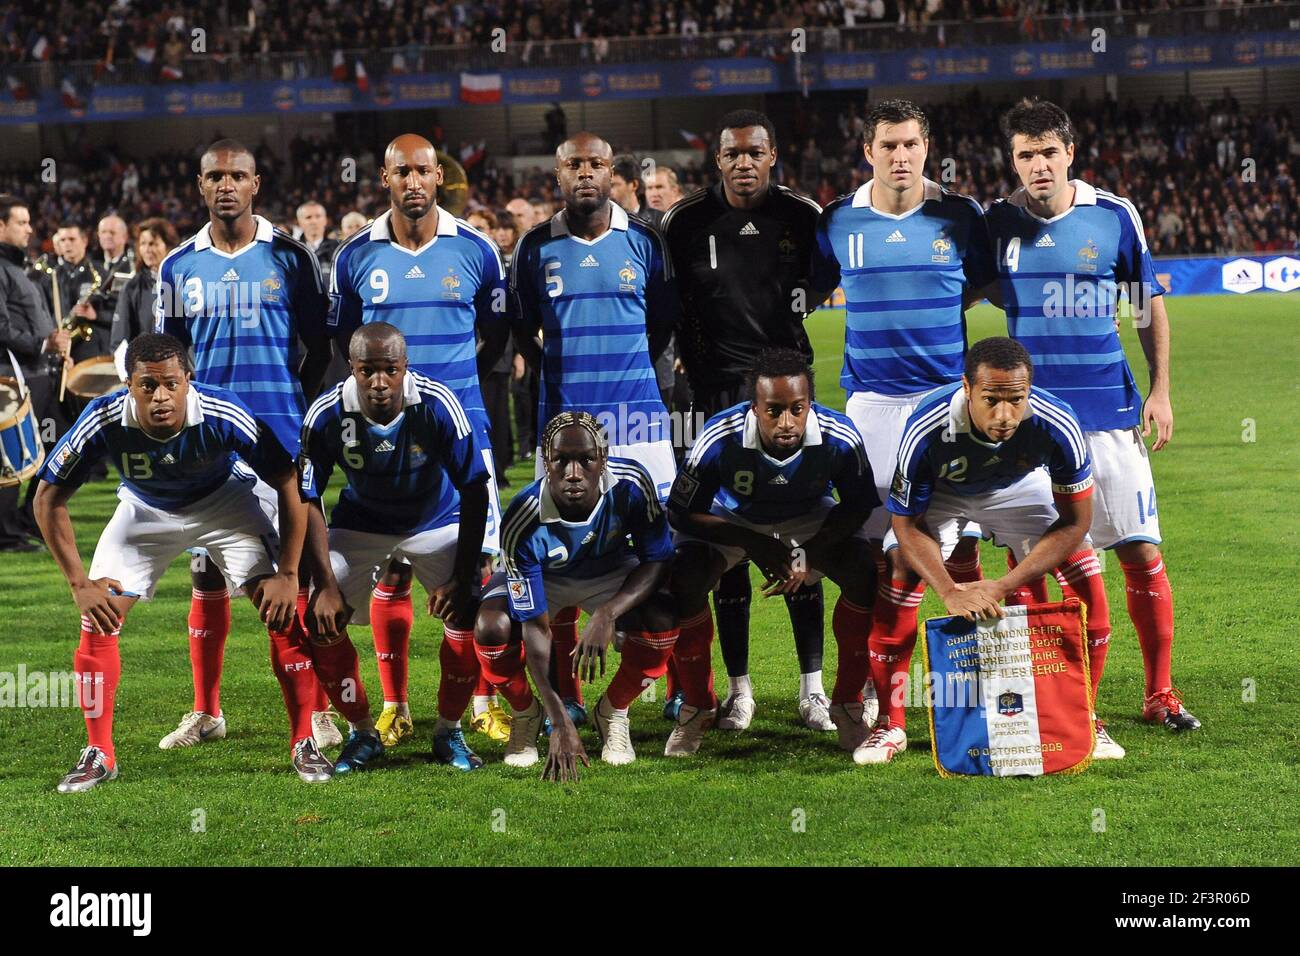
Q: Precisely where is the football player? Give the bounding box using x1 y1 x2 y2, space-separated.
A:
473 412 677 779
983 98 1199 732
666 349 880 757
300 323 492 771
879 337 1120 764
35 334 346 790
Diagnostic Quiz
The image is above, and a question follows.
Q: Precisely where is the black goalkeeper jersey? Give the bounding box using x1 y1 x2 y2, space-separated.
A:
661 181 829 393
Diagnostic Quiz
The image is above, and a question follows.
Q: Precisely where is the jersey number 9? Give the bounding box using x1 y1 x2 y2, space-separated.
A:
369 269 390 303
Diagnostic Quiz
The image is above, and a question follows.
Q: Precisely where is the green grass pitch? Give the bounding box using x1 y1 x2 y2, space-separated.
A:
1 295 1295 866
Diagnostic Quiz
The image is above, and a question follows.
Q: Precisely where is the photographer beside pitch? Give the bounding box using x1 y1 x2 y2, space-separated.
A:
34 333 334 791
666 349 880 760
878 337 1119 765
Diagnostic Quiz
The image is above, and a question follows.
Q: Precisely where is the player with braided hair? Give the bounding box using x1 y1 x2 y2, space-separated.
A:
473 411 678 779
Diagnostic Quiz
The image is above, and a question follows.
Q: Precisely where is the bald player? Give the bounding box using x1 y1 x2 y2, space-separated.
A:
328 133 508 754
509 131 678 729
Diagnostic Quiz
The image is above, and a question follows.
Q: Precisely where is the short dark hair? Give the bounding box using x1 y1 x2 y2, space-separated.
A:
56 221 87 237
1000 98 1075 154
713 109 777 154
0 193 26 224
125 333 192 376
864 99 930 145
964 337 1033 384
611 154 643 186
348 320 406 361
744 347 815 402
202 137 256 170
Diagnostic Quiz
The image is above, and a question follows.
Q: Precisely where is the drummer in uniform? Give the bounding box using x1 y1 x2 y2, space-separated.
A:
0 194 69 550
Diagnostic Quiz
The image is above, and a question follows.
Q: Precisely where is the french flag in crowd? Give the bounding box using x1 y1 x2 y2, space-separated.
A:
679 129 707 150
6 74 31 100
60 77 84 110
354 59 369 93
134 42 156 66
459 72 501 104
30 35 51 61
923 600 1095 777
331 50 347 82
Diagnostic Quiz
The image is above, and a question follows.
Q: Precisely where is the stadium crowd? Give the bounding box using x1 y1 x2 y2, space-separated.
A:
1 90 1295 258
0 0 1288 80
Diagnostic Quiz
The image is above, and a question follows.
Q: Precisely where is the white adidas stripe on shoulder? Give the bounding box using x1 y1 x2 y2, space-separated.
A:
197 392 261 437
608 460 661 519
411 373 471 436
896 402 949 475
67 396 128 450
1095 189 1149 253
686 413 746 466
272 229 325 292
508 221 552 292
500 494 542 575
774 184 823 215
658 187 710 234
304 382 346 431
1029 396 1086 466
328 222 375 296
456 217 507 281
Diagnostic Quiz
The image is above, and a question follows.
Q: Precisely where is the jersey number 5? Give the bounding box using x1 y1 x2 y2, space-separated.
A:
545 261 564 298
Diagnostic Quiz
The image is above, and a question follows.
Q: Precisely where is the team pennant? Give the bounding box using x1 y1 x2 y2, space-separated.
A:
920 599 1094 777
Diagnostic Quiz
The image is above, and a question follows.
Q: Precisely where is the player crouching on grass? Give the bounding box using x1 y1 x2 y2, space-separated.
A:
666 348 880 758
878 336 1122 766
36 333 340 790
299 322 492 772
473 412 678 781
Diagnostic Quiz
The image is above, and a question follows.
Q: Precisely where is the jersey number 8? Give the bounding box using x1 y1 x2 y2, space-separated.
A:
733 470 754 496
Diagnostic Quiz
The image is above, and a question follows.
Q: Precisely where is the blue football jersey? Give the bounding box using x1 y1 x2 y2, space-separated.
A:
813 179 996 396
40 382 291 511
986 179 1161 431
327 207 506 433
155 215 327 455
510 203 677 444
499 457 674 622
300 371 489 536
887 382 1093 517
671 401 878 525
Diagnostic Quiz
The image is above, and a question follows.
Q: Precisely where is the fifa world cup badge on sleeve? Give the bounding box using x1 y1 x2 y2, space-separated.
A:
670 471 699 508
920 600 1095 777
507 576 534 612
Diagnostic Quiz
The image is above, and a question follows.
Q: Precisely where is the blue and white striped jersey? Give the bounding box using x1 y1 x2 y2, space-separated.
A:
155 215 327 455
39 382 290 511
887 382 1093 517
327 207 506 433
813 179 996 396
986 179 1161 431
510 203 676 444
671 401 878 525
499 457 673 622
299 371 489 536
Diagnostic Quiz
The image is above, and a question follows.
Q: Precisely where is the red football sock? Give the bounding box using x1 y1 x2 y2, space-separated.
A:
868 577 925 729
438 626 479 721
1121 556 1175 696
1052 568 1081 602
831 596 872 705
606 628 678 710
665 653 681 700
673 610 716 709
310 635 372 724
474 672 493 697
370 583 412 704
945 551 983 584
550 606 583 704
474 639 534 712
300 589 330 713
187 587 229 716
268 617 317 744
1005 552 1051 606
1056 550 1111 703
75 621 122 767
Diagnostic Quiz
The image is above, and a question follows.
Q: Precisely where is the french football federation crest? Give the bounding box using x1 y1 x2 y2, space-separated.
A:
931 236 953 263
618 261 637 291
442 269 462 299
997 691 1024 717
1077 239 1099 273
261 275 282 301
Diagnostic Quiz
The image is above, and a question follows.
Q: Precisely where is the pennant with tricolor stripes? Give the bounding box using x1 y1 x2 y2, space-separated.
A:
921 599 1094 777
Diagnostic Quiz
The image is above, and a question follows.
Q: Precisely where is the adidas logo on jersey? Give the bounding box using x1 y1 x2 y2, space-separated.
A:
739 221 760 236
374 439 396 453
159 453 177 465
581 531 596 545
768 473 789 485
1035 234 1056 248
580 254 599 268
405 264 426 279
220 268 239 281
885 229 906 243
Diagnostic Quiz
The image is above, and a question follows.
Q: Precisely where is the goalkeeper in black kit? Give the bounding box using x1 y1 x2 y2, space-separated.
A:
660 108 838 734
